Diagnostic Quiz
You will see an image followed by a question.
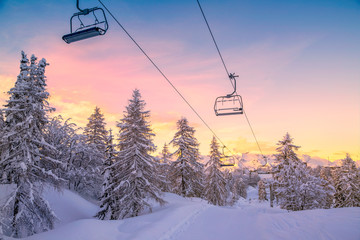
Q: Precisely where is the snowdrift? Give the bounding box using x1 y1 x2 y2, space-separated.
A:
1 186 359 240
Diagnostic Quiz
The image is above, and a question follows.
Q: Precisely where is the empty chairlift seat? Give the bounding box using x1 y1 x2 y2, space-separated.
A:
214 73 244 116
62 6 108 44
214 95 243 116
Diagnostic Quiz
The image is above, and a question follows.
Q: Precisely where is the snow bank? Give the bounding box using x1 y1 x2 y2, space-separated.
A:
1 187 359 240
43 187 98 225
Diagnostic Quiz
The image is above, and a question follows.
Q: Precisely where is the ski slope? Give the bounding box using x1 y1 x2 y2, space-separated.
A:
2 187 360 240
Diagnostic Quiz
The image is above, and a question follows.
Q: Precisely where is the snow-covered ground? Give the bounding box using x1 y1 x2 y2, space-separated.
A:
2 187 360 240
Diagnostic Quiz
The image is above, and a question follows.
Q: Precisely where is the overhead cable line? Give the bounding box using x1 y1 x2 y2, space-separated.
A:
196 0 265 157
98 0 232 154
196 0 230 77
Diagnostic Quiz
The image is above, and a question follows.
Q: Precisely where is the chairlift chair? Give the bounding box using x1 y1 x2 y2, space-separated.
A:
214 73 244 116
62 0 108 44
220 146 235 167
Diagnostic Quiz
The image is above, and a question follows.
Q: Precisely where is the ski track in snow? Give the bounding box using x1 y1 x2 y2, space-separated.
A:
158 203 210 240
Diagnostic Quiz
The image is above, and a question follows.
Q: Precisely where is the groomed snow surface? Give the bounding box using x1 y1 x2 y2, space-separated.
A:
2 186 360 240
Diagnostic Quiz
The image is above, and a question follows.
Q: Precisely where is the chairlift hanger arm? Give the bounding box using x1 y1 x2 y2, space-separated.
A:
227 73 238 97
76 0 88 13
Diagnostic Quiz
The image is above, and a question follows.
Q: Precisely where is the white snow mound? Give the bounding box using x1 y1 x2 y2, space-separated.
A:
1 187 359 240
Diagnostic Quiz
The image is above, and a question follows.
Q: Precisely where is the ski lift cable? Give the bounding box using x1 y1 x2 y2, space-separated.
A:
97 0 233 154
196 0 265 158
196 0 230 77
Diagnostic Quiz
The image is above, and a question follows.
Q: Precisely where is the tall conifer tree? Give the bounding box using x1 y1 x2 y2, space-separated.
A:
157 143 171 192
333 154 360 207
96 129 118 220
82 106 108 199
84 106 108 153
272 133 327 211
168 117 204 197
204 136 226 206
0 52 61 237
258 179 267 202
112 89 165 219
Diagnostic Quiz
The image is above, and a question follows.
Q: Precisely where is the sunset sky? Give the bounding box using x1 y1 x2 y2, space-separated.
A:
0 0 359 162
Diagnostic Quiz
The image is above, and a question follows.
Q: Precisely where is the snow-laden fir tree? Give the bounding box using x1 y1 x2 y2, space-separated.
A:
204 137 227 206
67 133 104 199
156 143 171 192
112 89 165 219
44 116 97 197
224 169 247 205
43 116 104 199
234 170 248 199
168 117 204 198
0 52 62 238
0 109 4 181
332 154 360 208
224 170 234 204
79 106 108 199
84 106 108 153
272 133 327 211
96 129 118 220
0 109 4 129
298 172 328 210
43 116 78 185
258 179 267 202
319 167 334 209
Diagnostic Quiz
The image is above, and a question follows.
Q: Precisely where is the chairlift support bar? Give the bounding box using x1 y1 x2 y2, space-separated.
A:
76 0 85 12
227 73 238 97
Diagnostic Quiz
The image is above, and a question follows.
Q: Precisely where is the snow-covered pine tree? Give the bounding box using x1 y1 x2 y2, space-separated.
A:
80 106 108 199
112 89 165 219
96 129 118 220
234 170 248 199
0 52 61 238
156 143 171 192
224 168 247 205
67 133 103 199
224 170 235 205
258 179 267 202
43 116 78 185
168 117 204 198
0 109 4 129
332 154 360 208
272 133 303 210
204 137 227 206
272 133 327 211
319 167 334 209
299 171 328 210
44 115 96 197
0 109 4 181
84 106 108 153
